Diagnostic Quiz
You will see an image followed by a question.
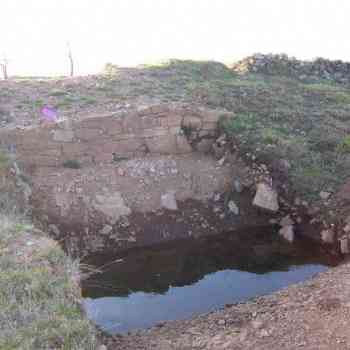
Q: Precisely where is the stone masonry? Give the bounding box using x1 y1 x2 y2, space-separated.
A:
0 103 231 171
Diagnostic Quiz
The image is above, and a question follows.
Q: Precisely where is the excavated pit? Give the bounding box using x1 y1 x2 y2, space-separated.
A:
0 102 342 338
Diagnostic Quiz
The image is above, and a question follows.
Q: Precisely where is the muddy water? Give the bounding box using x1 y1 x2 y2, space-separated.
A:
82 226 338 334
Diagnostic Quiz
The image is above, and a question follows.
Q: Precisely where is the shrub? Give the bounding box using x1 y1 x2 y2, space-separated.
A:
218 113 257 135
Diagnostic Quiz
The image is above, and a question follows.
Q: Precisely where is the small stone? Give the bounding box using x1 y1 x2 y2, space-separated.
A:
251 320 264 329
48 224 60 236
279 225 294 242
308 206 320 216
344 224 350 233
228 200 239 215
213 193 221 202
233 179 243 193
217 319 226 326
218 156 226 166
340 237 349 254
259 329 270 338
294 197 301 206
161 191 178 211
216 134 226 145
196 139 213 153
117 168 126 176
239 329 248 342
320 229 335 244
280 215 294 227
99 225 113 235
320 191 331 200
253 183 279 212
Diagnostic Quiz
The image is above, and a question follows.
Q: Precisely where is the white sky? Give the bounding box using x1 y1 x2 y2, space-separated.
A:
1 0 350 76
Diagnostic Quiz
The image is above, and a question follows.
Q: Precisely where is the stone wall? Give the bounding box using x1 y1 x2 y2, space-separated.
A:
0 103 230 171
232 53 350 84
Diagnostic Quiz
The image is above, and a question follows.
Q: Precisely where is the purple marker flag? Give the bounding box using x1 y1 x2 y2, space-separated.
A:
40 106 58 122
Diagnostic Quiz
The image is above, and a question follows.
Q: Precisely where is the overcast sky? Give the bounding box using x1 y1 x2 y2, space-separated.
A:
1 0 350 76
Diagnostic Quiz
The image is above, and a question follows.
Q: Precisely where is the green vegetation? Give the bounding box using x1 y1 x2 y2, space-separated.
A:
4 59 350 199
63 159 82 169
219 113 257 134
0 155 97 349
337 135 350 153
0 150 9 169
49 89 68 97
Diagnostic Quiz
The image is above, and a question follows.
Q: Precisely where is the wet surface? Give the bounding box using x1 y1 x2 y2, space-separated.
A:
82 226 339 334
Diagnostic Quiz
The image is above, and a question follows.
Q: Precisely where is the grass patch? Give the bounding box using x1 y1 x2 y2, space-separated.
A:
0 151 9 169
49 90 68 97
337 135 350 153
0 219 98 350
0 240 98 349
0 155 98 349
219 112 258 135
80 96 97 105
63 159 82 169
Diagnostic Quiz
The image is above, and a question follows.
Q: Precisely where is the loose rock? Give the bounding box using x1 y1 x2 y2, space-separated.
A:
99 225 113 235
233 179 243 193
320 191 331 200
340 237 349 254
161 191 178 211
228 200 239 215
279 225 294 242
253 183 279 212
321 229 335 244
280 215 294 227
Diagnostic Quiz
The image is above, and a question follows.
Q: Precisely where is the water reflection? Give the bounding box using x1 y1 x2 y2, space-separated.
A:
82 226 337 334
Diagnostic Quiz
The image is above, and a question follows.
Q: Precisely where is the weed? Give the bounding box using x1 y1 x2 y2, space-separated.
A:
261 127 284 145
0 150 9 169
49 89 68 97
80 96 97 105
336 136 350 153
219 113 257 135
63 159 81 169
